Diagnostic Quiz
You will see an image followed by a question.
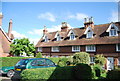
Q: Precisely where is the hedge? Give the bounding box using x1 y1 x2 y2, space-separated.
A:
21 64 93 81
106 69 120 79
0 57 33 67
0 57 68 67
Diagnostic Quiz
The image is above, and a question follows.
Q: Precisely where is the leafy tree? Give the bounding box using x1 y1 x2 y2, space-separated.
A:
36 52 42 58
94 54 106 66
10 38 35 56
73 52 90 65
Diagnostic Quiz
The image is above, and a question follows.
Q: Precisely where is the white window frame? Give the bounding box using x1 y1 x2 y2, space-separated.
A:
86 45 96 52
52 46 59 52
116 44 120 51
70 32 75 40
109 29 118 36
72 46 80 52
38 47 42 52
90 57 95 64
56 34 61 41
86 30 93 38
45 36 48 42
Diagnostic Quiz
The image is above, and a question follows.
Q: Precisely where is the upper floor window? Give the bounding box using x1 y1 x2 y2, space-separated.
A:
70 32 75 40
56 34 61 41
72 46 80 52
86 30 93 38
52 46 59 52
106 23 119 37
86 45 96 52
38 47 42 52
109 28 118 36
45 36 48 42
116 44 120 51
84 27 94 39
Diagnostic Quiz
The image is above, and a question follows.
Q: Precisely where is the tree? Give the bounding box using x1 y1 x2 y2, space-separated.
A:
36 52 42 58
94 54 106 66
10 38 35 56
73 52 90 65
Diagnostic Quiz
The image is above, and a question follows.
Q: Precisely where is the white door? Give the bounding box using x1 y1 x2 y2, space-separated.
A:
107 57 114 70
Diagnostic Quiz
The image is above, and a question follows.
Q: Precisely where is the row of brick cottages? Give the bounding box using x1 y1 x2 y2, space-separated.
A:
35 17 120 70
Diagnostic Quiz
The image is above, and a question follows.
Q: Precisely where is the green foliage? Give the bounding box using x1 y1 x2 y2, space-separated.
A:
10 38 35 56
36 52 42 58
93 64 102 77
73 52 90 65
21 66 74 81
106 69 120 79
73 63 92 80
0 57 33 67
94 54 106 66
48 57 68 67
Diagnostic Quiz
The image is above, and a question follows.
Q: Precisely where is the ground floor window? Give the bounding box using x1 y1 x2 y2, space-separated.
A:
90 57 95 64
72 46 80 52
52 46 59 52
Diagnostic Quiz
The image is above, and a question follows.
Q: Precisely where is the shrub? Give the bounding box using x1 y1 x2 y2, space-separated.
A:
0 57 33 67
73 52 90 65
73 63 92 80
21 66 74 81
93 64 102 77
106 69 120 79
36 52 42 58
95 54 106 66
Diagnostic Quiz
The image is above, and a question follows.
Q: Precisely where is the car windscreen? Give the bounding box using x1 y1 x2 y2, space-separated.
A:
15 59 29 66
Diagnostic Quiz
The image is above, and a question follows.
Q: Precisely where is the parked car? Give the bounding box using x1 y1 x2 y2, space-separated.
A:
14 58 57 73
0 66 15 77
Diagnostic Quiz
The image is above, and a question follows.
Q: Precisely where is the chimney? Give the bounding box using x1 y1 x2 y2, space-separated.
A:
0 12 3 26
8 19 12 39
84 16 94 29
61 22 69 32
43 26 48 35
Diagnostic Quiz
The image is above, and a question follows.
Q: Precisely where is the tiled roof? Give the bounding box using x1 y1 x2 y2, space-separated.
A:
36 22 120 47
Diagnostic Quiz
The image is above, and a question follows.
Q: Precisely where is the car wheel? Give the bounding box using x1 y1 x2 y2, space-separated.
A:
7 70 15 78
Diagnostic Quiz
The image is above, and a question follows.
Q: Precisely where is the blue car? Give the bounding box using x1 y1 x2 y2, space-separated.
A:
0 66 15 77
14 58 57 73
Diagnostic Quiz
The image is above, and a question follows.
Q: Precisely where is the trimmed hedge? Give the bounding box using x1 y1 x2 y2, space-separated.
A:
106 69 120 79
0 57 68 67
0 57 33 67
21 66 74 81
21 64 93 81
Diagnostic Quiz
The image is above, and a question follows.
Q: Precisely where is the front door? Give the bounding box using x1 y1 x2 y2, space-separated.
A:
107 57 114 70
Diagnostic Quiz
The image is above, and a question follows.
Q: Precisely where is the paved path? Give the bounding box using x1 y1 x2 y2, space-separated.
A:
0 75 11 81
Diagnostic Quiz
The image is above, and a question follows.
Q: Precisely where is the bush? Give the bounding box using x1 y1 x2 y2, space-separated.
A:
95 54 106 66
21 66 74 81
0 57 33 67
93 64 102 77
73 52 90 65
48 57 68 67
106 69 120 79
36 52 42 58
73 63 92 80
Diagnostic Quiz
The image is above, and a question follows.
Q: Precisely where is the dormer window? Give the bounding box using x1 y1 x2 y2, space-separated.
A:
70 32 75 40
45 36 48 42
56 34 61 41
109 27 118 36
87 30 93 38
106 23 119 37
84 27 94 38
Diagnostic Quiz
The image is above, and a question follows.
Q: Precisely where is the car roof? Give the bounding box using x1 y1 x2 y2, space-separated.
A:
22 58 50 60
